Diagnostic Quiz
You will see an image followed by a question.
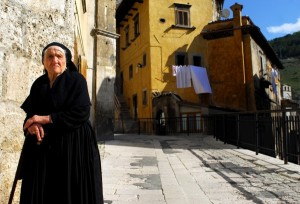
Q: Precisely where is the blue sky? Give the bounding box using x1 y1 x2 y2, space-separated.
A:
223 0 300 40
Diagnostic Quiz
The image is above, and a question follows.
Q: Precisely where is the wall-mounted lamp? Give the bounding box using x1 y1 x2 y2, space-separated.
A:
137 63 143 68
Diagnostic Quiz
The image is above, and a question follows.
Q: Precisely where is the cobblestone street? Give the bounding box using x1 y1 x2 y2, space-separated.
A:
100 134 300 204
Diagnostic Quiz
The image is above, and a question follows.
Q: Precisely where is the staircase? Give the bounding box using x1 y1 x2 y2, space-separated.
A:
114 94 139 133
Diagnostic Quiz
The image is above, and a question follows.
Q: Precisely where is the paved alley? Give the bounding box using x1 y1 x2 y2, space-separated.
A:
100 134 300 204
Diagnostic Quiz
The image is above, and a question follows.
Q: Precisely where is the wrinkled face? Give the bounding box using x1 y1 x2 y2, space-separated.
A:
43 46 67 76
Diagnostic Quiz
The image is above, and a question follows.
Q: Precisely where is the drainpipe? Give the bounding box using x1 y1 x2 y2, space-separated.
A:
92 0 99 136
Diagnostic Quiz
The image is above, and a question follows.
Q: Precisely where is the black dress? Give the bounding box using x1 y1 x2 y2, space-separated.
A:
20 68 103 204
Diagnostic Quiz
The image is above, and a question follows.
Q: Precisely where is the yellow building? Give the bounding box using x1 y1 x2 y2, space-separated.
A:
116 1 283 134
116 0 224 120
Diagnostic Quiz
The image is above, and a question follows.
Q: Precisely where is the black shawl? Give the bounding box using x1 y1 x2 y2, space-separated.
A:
19 68 103 204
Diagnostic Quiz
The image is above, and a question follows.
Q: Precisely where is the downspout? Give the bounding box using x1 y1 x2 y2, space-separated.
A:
91 0 99 135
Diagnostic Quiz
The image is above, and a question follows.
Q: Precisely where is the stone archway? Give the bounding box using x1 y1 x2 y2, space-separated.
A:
152 92 181 135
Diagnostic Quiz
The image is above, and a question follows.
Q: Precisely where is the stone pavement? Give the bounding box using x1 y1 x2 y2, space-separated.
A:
99 134 300 204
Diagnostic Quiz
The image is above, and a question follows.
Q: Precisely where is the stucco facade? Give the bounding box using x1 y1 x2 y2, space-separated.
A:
117 0 224 120
202 3 283 111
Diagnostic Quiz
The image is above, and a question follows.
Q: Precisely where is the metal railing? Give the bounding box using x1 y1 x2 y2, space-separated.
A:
210 110 300 165
114 109 300 165
115 116 209 135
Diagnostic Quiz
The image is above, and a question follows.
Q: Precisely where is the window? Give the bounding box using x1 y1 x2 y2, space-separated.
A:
260 56 263 73
181 114 188 131
143 53 147 67
133 94 138 119
193 56 202 67
259 52 266 75
125 25 130 47
175 52 187 65
133 13 140 38
142 89 147 105
181 113 202 132
195 113 201 131
120 72 124 95
174 3 191 27
129 64 133 79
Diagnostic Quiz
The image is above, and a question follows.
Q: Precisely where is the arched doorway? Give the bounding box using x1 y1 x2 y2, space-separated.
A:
155 110 166 135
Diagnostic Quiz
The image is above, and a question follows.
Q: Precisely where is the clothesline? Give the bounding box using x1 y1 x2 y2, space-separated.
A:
172 65 212 94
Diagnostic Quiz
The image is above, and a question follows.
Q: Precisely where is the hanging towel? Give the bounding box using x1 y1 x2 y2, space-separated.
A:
190 65 212 94
176 65 192 88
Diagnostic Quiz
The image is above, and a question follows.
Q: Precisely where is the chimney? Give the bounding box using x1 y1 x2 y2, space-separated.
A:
230 3 243 28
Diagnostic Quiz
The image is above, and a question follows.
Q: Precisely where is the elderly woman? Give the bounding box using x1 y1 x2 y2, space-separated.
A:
20 42 103 204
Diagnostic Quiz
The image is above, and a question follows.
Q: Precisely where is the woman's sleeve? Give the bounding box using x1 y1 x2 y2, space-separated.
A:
50 105 90 129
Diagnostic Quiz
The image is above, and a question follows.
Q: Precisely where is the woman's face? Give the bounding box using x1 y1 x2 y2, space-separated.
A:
43 46 67 76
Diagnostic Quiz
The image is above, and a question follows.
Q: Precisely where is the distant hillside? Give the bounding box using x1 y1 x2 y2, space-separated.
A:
280 58 300 100
269 31 300 59
269 31 300 101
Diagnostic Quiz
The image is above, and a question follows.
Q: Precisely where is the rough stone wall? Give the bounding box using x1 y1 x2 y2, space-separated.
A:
95 1 117 140
0 0 74 203
95 36 117 140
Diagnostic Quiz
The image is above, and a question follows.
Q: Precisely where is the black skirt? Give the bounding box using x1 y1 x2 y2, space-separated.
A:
20 121 103 204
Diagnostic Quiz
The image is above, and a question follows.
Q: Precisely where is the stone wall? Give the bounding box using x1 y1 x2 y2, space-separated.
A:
94 1 118 140
0 0 74 203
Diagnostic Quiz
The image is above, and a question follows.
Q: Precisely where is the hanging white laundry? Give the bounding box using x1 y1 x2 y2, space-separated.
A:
173 65 212 94
271 68 278 95
190 65 212 94
172 65 177 76
176 65 192 88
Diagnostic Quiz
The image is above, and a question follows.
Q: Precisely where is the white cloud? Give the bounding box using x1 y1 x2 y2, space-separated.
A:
267 18 300 34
